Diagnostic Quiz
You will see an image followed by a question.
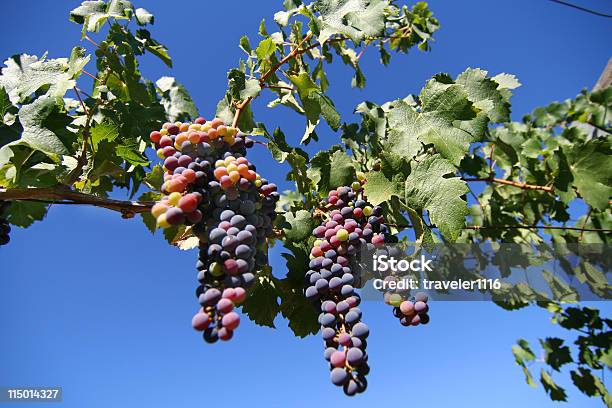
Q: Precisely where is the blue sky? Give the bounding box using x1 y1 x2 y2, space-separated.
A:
0 0 611 407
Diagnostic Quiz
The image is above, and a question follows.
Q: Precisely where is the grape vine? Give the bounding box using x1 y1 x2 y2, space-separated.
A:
0 0 609 404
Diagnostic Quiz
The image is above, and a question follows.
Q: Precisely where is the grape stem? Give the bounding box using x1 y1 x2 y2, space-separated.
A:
462 176 554 193
0 187 153 218
232 32 313 128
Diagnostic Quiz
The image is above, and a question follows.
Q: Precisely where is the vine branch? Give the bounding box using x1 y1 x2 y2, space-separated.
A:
462 176 555 193
464 225 610 232
0 188 153 217
232 32 313 128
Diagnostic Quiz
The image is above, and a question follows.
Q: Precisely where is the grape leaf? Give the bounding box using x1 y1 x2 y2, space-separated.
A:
90 121 119 149
540 337 573 372
512 339 537 387
385 79 485 165
563 139 612 210
455 67 515 123
134 8 153 25
540 370 567 401
493 73 521 91
68 46 91 77
542 269 579 302
384 100 422 160
0 86 16 127
571 367 611 406
70 0 134 33
0 54 73 104
255 38 275 62
5 201 48 227
143 165 163 191
277 278 319 337
156 76 198 122
314 0 388 44
242 277 280 328
308 148 355 193
240 79 262 100
19 96 73 155
288 72 340 144
115 143 148 166
362 170 404 205
135 29 172 68
404 155 468 241
282 209 314 242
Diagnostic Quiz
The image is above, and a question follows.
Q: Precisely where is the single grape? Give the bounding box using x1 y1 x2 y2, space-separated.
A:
331 368 349 386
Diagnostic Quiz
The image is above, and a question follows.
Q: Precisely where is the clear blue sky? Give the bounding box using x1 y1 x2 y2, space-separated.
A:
0 1 610 407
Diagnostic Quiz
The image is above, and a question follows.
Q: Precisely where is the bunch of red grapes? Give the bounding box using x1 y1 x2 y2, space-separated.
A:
148 117 278 343
0 201 10 246
388 291 430 326
305 176 396 396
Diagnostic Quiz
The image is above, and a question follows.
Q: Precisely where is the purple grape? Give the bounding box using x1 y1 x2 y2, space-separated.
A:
331 368 349 386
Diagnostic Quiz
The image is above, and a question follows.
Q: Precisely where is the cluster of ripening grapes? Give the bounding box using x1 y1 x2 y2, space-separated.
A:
0 201 10 246
388 291 430 326
148 117 278 343
305 177 397 396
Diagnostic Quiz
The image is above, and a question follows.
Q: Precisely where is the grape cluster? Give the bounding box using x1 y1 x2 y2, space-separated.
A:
148 117 279 343
388 291 430 327
306 176 394 396
0 201 10 246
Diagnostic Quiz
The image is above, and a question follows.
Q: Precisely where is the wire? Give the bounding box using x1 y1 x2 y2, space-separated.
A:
546 0 612 18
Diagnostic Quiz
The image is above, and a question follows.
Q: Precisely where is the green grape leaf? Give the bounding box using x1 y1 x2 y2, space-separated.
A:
239 36 252 54
19 96 73 155
70 0 134 33
327 149 355 189
492 73 521 90
282 209 314 242
278 279 319 337
308 148 355 194
314 0 388 44
68 46 91 77
255 37 276 62
455 67 515 123
570 368 610 404
404 155 468 241
384 100 422 160
540 337 573 371
137 191 161 234
0 54 74 104
574 261 612 299
135 29 172 68
288 72 340 144
512 339 537 387
90 121 119 149
385 79 486 164
134 7 154 25
540 370 567 401
143 165 164 191
156 76 198 122
242 276 280 328
276 190 305 212
115 143 148 166
542 269 579 302
513 339 536 363
5 201 48 228
562 139 612 210
362 170 404 205
240 78 262 99
0 86 17 129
